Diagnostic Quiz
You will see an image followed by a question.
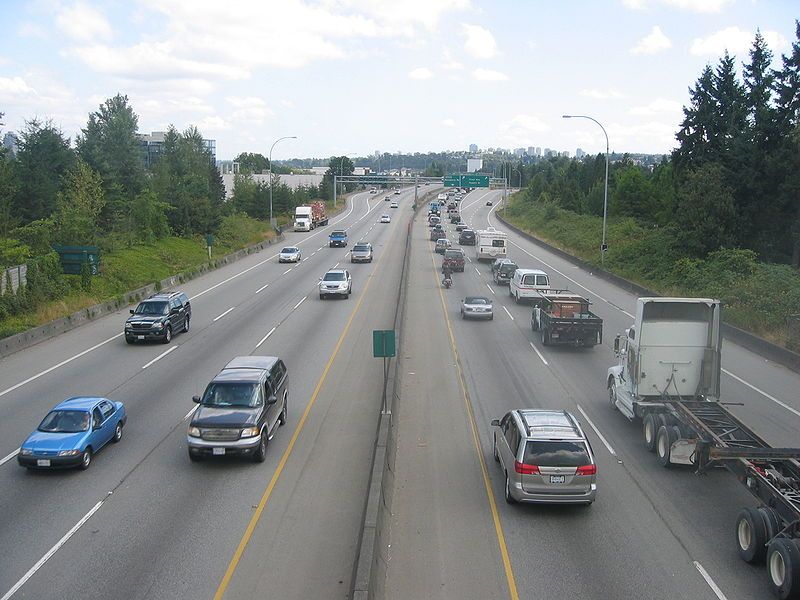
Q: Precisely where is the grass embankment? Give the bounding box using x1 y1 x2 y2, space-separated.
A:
0 214 275 338
502 194 800 349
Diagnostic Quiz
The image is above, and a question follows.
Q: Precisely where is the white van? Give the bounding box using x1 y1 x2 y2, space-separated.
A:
509 269 550 304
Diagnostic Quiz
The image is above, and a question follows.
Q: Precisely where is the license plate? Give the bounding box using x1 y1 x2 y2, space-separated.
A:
551 333 560 338
550 475 565 484
37 459 51 467
212 448 225 456
137 335 145 340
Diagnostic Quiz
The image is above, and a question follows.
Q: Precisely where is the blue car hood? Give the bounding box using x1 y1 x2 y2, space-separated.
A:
24 430 88 452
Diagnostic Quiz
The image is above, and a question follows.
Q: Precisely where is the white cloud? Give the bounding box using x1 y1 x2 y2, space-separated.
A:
226 96 275 123
629 98 683 116
17 22 47 39
0 76 37 98
442 118 456 127
631 26 671 54
56 2 113 42
661 0 732 13
579 88 625 99
461 24 498 59
409 67 434 80
499 114 550 146
341 0 470 33
691 26 787 56
281 99 295 109
472 68 508 81
622 0 646 8
441 48 464 70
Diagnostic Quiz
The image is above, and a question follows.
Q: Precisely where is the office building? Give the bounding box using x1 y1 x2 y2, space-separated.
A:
469 143 478 153
139 131 216 169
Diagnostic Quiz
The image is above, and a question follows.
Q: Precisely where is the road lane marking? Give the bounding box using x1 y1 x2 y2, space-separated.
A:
334 263 339 268
302 257 309 262
141 345 178 369
183 406 198 420
486 284 496 295
282 268 293 275
694 562 729 600
429 248 520 600
213 307 235 322
0 449 19 467
467 257 472 263
529 341 548 365
0 496 108 600
255 327 277 349
502 306 514 320
292 296 307 311
475 267 481 275
576 404 616 457
213 221 389 600
0 333 122 399
255 283 270 294
722 368 800 418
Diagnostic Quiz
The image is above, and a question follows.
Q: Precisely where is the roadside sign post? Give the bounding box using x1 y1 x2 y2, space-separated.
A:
206 234 214 259
373 329 396 414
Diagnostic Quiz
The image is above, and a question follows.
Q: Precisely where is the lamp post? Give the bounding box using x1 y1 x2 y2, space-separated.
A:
562 114 609 266
268 136 297 228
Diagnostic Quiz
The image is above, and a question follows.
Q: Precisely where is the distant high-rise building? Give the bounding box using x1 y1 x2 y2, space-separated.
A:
139 131 216 169
469 143 478 153
514 147 525 157
544 148 553 157
2 132 18 157
535 147 542 156
575 148 586 159
561 150 570 158
487 147 495 153
527 146 535 155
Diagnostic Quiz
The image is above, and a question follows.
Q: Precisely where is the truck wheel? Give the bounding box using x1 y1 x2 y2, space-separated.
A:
643 414 658 451
609 386 618 411
656 425 677 467
532 317 539 331
767 538 800 600
736 508 768 564
541 330 549 346
759 507 781 540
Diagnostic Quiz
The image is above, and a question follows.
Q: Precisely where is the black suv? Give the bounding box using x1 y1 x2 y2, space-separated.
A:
458 229 476 245
187 356 288 462
125 291 191 344
492 259 519 285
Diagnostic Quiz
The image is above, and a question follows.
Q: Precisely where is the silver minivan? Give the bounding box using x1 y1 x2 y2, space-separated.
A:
491 409 597 505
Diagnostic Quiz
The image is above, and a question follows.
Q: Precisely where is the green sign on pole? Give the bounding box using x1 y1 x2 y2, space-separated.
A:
443 174 490 188
373 330 396 358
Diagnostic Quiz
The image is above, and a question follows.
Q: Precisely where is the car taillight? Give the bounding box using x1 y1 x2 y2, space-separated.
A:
576 464 597 475
514 461 539 475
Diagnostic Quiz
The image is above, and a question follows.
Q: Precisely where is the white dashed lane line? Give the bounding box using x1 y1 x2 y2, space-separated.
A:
255 326 277 349
255 283 270 294
282 268 293 275
212 307 235 322
292 296 308 310
502 306 514 320
529 341 548 365
575 404 616 457
0 449 20 467
486 284 495 295
141 346 178 370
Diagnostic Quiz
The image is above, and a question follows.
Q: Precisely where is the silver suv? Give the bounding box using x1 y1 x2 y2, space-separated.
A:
350 242 373 263
319 269 352 299
491 409 597 505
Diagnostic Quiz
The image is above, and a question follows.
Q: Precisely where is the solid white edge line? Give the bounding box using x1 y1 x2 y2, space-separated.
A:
502 306 514 320
292 296 308 311
0 448 20 467
722 368 800 418
693 561 729 600
255 326 277 349
576 404 617 457
183 405 198 420
212 307 235 322
0 497 107 600
0 334 122 399
255 283 270 294
486 284 496 295
529 341 549 366
141 345 178 370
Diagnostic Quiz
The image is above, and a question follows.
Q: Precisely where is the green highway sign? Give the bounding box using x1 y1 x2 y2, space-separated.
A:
443 174 490 188
373 329 396 358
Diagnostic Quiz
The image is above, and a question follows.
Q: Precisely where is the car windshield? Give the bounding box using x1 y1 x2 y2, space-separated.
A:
465 297 489 305
323 272 346 281
523 441 591 467
38 410 90 433
281 247 298 254
134 301 168 315
353 245 369 252
332 231 346 236
201 383 261 408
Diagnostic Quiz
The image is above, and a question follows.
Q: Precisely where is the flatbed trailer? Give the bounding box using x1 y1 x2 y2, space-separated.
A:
530 289 602 347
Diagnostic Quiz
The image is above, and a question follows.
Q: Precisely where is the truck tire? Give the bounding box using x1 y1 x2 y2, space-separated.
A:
532 316 539 331
736 507 768 564
608 385 618 411
656 425 677 467
541 330 549 346
643 414 658 451
759 507 781 540
767 538 800 600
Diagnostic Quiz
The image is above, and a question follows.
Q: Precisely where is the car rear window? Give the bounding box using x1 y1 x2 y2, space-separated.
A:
523 441 591 467
465 297 489 305
444 250 463 259
499 264 518 274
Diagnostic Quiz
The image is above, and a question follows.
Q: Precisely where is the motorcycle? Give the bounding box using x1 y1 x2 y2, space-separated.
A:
442 276 452 289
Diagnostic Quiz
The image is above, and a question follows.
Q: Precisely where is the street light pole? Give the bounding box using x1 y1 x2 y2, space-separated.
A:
269 135 297 229
562 114 609 266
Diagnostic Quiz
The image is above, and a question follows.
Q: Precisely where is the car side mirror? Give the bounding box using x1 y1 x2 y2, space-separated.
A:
267 395 278 405
130 309 135 314
490 419 500 426
192 395 201 403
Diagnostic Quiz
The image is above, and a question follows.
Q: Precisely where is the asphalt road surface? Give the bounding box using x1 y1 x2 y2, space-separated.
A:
382 188 800 600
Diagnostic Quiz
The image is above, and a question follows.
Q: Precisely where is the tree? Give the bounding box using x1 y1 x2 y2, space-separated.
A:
775 20 800 129
675 163 737 256
0 145 18 236
77 94 145 231
12 120 75 224
233 152 269 174
55 159 105 245
611 167 654 221
674 65 716 172
324 156 355 196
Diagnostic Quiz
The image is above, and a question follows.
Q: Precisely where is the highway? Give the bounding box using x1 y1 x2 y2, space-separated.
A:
1 185 799 599
382 188 800 599
0 188 415 600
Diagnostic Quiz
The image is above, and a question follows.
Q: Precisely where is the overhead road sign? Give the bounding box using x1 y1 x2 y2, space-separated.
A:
443 174 490 188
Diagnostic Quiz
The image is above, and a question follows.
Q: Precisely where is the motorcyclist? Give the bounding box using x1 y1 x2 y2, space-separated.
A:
442 262 453 286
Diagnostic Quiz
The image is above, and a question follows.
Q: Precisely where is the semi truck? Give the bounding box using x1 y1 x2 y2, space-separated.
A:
607 297 800 599
294 202 328 231
530 290 602 347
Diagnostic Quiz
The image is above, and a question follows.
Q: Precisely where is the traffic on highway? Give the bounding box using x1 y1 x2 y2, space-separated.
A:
0 186 799 600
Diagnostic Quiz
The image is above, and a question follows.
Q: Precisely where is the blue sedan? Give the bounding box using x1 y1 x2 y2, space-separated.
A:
18 397 127 470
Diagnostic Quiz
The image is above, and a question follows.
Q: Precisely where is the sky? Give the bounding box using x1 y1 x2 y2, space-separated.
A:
0 0 797 160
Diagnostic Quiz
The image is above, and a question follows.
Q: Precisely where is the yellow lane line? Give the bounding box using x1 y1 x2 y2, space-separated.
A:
429 247 520 600
213 222 393 600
